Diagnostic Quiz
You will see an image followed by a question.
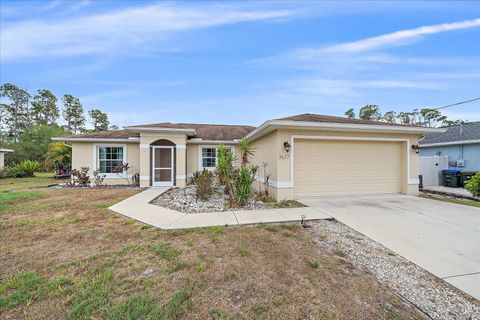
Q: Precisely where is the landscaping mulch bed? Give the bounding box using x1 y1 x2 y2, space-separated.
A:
310 220 480 320
151 185 304 214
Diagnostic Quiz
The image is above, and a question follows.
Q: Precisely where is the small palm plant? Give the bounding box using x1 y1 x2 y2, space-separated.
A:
216 144 236 205
239 138 255 165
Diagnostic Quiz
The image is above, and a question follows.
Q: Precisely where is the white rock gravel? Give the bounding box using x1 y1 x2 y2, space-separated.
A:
310 220 480 320
151 185 268 213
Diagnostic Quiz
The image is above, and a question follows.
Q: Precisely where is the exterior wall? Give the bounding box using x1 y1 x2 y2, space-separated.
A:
0 152 4 169
419 143 480 170
139 133 187 187
250 129 421 200
71 142 140 185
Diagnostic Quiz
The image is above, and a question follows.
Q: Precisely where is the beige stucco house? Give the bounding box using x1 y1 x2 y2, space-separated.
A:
0 148 13 169
52 113 443 200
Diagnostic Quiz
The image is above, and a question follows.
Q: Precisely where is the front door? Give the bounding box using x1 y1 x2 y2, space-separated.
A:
152 146 174 187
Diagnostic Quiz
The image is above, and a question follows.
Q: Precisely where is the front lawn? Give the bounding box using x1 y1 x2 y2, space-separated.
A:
0 175 423 319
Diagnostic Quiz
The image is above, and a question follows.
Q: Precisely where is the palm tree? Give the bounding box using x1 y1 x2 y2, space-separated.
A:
239 138 254 165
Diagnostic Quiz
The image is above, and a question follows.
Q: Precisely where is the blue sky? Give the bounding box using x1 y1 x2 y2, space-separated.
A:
1 0 479 128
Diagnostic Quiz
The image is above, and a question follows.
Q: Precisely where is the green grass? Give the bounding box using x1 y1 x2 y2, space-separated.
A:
422 195 480 208
68 269 113 320
108 294 162 320
308 259 319 269
0 191 41 212
0 272 71 312
151 241 180 260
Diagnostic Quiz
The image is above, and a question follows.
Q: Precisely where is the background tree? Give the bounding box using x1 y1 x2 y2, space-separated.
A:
89 109 110 132
45 142 72 171
0 83 31 141
4 125 67 170
344 108 355 118
382 111 397 123
31 89 59 125
61 94 85 134
109 124 119 131
419 108 447 127
359 105 381 121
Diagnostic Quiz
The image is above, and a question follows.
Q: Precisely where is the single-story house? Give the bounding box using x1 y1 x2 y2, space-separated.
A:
52 113 443 200
0 148 13 169
419 121 480 170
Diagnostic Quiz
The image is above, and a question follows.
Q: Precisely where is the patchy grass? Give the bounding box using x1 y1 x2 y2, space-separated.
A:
421 194 480 208
0 191 42 213
0 272 71 312
0 175 425 319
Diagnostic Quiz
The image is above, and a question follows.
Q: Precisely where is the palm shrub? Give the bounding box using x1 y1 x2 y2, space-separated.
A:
465 172 480 197
239 138 254 165
235 165 258 205
216 145 236 205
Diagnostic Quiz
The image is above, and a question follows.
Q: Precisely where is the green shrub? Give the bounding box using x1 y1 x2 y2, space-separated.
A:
16 160 40 176
234 165 258 206
465 172 480 197
195 169 213 200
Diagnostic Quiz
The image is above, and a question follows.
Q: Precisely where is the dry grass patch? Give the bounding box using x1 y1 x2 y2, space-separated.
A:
0 175 424 319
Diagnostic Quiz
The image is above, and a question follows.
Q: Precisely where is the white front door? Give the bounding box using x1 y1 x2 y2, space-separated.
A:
152 146 174 187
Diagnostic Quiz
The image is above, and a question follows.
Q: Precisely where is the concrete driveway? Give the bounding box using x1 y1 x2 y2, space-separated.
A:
300 194 480 300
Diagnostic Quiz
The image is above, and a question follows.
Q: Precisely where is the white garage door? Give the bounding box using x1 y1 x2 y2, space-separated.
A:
294 139 402 197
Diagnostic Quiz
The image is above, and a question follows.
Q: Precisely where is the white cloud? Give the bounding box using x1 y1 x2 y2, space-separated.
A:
320 18 480 53
1 3 296 60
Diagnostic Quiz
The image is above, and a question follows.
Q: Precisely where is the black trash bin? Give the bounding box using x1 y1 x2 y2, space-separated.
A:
460 171 477 187
441 169 461 188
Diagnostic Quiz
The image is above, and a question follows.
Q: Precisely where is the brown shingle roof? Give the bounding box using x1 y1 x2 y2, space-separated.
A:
128 122 256 141
61 124 255 141
63 130 139 139
275 113 417 127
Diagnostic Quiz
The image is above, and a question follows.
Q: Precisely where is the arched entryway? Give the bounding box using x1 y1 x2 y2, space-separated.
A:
150 139 176 186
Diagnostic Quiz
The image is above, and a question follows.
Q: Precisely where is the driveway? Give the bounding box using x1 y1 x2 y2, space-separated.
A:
300 194 480 300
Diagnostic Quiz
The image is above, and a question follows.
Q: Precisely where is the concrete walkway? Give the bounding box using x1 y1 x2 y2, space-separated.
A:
109 188 331 229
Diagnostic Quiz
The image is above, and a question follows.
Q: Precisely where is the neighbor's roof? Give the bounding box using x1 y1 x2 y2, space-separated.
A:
125 122 256 141
419 121 480 146
275 113 417 127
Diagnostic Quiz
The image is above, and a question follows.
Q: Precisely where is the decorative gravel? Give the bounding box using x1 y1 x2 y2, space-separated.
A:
151 185 269 213
310 220 480 320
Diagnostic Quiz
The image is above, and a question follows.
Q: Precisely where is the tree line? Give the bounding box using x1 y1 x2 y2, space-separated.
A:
0 83 118 142
0 83 118 168
344 105 465 127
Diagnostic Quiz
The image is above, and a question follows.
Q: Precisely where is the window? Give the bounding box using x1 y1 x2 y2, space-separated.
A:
202 147 216 168
98 146 124 173
201 146 232 169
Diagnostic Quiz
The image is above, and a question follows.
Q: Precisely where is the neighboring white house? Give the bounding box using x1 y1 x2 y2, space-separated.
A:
0 148 13 169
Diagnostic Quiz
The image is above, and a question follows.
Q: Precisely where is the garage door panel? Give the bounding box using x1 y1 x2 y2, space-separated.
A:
294 139 402 197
